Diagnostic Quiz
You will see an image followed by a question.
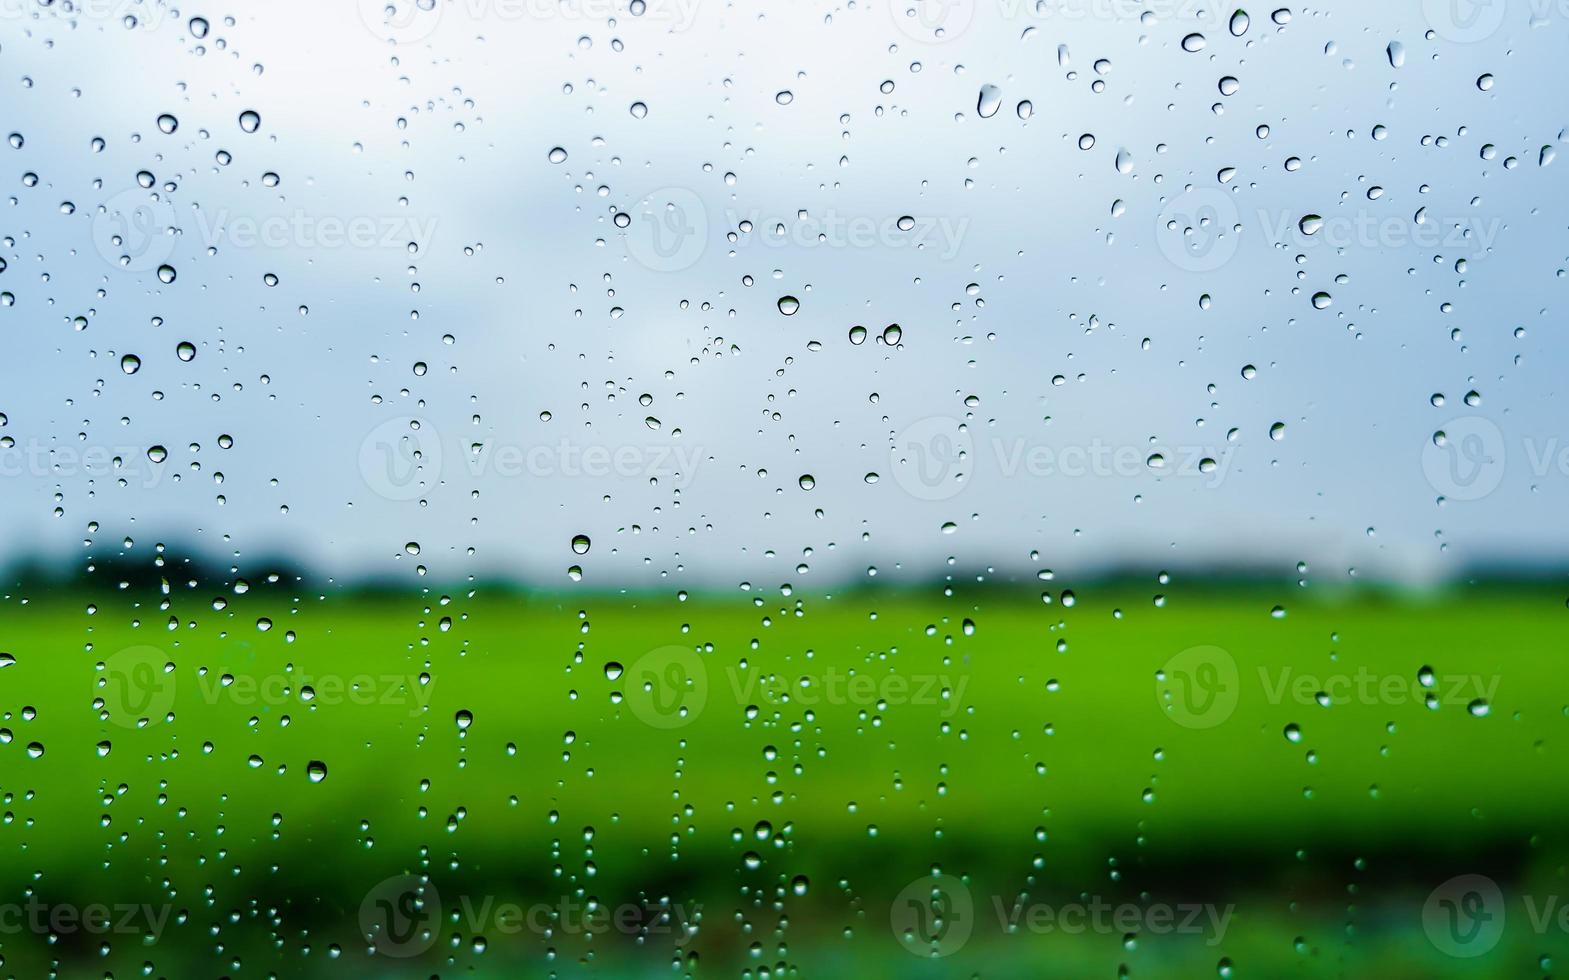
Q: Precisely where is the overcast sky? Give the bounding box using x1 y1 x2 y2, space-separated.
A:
0 0 1565 588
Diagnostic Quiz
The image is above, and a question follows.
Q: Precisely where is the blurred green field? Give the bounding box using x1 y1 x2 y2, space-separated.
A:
1 582 1566 976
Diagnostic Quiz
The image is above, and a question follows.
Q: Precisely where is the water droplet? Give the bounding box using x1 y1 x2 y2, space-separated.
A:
548 146 568 163
777 296 800 315
1181 33 1207 53
571 534 592 555
977 84 1002 118
121 354 141 375
238 109 262 133
156 113 178 134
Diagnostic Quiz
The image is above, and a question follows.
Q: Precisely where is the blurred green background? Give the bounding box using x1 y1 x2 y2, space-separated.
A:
1 574 1565 977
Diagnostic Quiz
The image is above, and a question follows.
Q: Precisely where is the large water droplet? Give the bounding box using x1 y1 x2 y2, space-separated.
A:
976 84 1002 118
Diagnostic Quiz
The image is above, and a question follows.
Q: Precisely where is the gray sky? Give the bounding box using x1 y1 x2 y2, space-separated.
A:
1 0 1565 587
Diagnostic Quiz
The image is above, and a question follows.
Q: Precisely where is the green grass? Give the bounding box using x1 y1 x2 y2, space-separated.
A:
0 583 1565 976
